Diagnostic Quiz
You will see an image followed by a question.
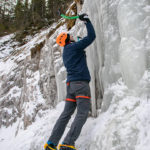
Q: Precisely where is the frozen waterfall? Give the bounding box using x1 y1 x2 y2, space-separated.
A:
79 0 150 150
118 0 148 89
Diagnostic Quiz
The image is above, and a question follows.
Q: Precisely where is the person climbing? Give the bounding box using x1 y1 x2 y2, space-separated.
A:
44 13 96 150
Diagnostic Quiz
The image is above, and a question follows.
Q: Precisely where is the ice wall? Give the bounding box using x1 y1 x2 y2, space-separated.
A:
82 0 122 114
118 0 149 89
80 0 150 149
80 0 150 113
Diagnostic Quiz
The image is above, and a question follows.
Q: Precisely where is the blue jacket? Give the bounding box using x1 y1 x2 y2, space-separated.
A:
63 21 96 82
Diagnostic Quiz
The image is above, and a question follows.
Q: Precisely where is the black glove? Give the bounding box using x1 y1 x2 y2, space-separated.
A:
79 13 90 22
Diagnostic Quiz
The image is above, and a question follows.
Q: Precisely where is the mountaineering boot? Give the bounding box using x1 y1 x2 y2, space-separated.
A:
58 144 76 150
44 141 57 150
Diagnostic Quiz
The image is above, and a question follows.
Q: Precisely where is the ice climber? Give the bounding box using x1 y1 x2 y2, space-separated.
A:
44 13 96 150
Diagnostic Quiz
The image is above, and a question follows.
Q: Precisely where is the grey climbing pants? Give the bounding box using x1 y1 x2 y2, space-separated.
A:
49 81 91 146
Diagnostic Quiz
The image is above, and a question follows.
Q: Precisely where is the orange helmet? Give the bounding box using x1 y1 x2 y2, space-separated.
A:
56 32 69 47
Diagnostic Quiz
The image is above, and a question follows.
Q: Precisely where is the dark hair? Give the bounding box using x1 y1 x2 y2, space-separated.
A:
65 34 70 44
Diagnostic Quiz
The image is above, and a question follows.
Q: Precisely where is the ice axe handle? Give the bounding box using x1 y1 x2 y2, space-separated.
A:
61 14 79 20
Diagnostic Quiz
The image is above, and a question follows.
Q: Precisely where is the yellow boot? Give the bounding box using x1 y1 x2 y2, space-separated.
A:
44 142 57 150
58 144 76 150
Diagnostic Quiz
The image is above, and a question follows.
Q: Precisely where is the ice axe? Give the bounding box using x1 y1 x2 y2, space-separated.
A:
61 14 89 22
61 14 79 20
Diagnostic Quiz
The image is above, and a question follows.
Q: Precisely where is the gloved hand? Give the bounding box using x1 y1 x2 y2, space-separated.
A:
79 13 90 22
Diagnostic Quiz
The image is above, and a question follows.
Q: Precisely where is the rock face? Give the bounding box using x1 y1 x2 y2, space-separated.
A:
0 28 56 129
0 1 77 129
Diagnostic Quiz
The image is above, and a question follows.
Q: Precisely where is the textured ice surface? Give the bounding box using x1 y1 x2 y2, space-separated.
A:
118 0 150 89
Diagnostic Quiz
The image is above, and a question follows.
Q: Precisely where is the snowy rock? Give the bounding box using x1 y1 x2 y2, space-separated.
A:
0 27 58 129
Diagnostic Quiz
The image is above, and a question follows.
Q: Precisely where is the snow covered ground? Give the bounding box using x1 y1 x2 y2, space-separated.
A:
0 34 19 59
0 101 96 150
